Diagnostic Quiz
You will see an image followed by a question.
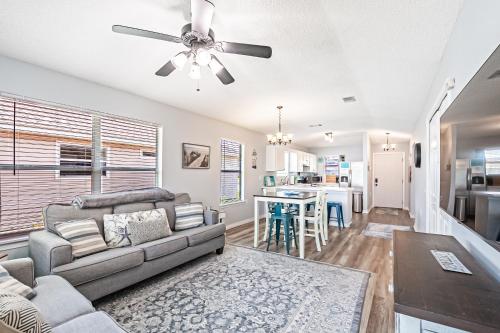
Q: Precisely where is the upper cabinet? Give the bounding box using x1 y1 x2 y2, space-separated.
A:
265 145 285 171
266 146 317 173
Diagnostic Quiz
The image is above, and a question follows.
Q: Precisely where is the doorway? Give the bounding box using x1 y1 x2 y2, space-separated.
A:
373 152 405 208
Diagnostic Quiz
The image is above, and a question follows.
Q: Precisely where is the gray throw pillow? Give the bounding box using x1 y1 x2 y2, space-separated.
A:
0 291 52 333
0 266 36 300
128 210 172 246
175 202 204 230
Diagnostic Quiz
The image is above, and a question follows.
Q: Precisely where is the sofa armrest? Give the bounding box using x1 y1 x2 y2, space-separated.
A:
0 258 35 288
29 230 72 277
204 210 220 225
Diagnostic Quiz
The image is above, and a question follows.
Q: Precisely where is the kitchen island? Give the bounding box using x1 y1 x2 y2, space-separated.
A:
276 184 354 227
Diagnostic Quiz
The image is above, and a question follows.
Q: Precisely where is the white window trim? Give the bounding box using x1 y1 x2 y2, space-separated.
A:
219 138 245 206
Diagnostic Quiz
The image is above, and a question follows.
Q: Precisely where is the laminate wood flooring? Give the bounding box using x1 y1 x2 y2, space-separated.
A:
226 208 414 333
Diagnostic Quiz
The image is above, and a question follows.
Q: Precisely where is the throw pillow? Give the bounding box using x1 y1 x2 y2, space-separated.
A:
104 209 172 248
54 219 108 258
128 209 172 246
0 266 36 300
175 202 204 230
0 291 52 333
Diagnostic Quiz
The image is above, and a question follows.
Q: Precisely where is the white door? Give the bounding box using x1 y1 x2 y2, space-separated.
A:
373 152 404 208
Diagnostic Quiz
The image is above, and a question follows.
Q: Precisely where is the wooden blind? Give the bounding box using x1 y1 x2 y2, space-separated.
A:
0 95 159 236
220 139 243 205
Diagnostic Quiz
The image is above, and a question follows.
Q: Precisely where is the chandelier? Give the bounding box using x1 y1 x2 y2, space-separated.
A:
324 132 334 143
382 132 397 151
267 106 293 145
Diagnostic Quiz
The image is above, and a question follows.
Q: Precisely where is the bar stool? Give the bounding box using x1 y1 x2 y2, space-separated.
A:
266 203 297 255
327 201 345 230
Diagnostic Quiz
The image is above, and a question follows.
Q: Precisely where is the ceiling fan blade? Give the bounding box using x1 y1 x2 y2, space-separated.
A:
209 56 235 85
112 25 181 43
191 0 214 36
219 42 272 58
155 61 176 77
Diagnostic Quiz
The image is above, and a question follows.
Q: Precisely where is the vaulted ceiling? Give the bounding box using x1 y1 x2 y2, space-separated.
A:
0 0 463 147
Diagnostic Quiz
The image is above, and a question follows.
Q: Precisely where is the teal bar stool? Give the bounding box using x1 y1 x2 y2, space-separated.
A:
327 201 345 230
266 203 297 255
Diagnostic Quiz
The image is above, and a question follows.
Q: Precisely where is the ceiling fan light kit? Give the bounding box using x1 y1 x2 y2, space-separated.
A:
112 0 272 85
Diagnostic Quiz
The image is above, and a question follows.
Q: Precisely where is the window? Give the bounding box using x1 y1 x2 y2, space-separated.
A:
220 139 243 205
0 95 159 237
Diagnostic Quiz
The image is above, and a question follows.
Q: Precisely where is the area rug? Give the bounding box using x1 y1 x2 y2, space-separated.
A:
362 223 411 239
374 208 399 216
96 245 372 333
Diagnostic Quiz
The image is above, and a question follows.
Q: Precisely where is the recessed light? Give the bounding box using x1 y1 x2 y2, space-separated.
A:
488 70 500 80
342 96 356 103
309 124 322 128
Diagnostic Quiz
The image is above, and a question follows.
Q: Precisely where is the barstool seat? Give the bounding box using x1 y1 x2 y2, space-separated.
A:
327 201 345 230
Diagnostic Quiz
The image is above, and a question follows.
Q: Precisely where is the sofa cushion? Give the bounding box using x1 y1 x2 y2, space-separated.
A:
0 291 52 333
155 193 191 230
173 223 226 246
174 202 204 230
112 202 155 214
43 204 112 235
73 187 175 209
52 311 127 333
31 275 94 328
0 265 36 299
51 247 144 286
127 209 172 246
54 219 108 258
136 235 188 261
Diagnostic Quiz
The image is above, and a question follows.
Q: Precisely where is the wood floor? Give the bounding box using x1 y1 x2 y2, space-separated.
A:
226 208 414 333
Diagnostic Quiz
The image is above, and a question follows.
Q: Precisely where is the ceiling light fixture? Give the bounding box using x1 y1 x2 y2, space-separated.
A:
208 55 224 74
171 51 189 70
342 96 357 103
196 48 211 66
189 62 201 80
382 132 396 151
324 132 334 143
267 106 293 145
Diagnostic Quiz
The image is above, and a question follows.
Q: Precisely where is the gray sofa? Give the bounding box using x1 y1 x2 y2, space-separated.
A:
28 191 225 301
0 258 126 332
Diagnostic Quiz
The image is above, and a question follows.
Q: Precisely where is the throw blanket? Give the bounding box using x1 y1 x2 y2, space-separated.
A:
73 188 175 209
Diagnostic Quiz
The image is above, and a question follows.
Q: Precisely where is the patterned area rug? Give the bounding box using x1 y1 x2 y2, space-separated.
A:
362 223 411 239
96 245 371 333
374 208 399 216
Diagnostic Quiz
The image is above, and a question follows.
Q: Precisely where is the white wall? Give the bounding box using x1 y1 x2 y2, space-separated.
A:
372 141 411 211
410 0 500 279
0 55 267 227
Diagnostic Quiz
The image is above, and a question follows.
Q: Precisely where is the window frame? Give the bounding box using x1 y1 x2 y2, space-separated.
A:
219 138 245 206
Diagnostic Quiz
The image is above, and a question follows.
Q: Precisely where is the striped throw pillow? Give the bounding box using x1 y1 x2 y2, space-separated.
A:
0 266 36 300
175 203 204 230
54 219 108 258
0 291 52 333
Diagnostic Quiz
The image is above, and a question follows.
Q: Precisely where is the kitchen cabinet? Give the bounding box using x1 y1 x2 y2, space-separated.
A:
309 153 317 173
289 151 298 173
265 145 285 171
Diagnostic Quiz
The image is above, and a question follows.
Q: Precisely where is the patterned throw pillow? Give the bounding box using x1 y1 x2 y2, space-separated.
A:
0 266 36 300
175 203 204 230
128 209 172 246
104 209 172 248
54 219 108 258
0 291 52 333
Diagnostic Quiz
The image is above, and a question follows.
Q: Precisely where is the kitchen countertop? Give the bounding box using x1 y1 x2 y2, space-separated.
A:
276 184 354 192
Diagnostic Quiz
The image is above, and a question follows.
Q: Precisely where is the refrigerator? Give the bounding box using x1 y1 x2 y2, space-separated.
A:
455 158 487 216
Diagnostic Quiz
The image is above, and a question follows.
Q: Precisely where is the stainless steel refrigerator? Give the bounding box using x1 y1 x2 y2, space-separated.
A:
455 158 487 216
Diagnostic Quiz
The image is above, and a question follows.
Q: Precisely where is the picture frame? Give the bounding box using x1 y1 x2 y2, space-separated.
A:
182 143 210 169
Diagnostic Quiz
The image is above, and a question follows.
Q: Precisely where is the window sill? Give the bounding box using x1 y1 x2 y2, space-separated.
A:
0 235 28 248
220 200 246 208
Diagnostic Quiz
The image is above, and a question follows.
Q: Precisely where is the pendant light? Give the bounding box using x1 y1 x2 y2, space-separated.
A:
266 106 293 145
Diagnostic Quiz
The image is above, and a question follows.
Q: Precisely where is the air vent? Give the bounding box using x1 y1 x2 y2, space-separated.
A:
488 70 500 80
309 124 322 128
342 96 356 103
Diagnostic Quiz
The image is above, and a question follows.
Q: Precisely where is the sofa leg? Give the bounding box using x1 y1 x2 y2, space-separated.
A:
216 247 224 255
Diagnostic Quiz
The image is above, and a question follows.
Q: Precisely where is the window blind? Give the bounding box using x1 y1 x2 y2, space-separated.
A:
0 95 159 237
220 139 243 205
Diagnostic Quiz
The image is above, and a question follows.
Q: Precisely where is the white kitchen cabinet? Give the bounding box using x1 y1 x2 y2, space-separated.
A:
266 145 285 171
289 151 298 173
309 153 317 173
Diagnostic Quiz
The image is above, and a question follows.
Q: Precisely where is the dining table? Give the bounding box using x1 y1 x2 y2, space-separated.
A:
253 189 318 259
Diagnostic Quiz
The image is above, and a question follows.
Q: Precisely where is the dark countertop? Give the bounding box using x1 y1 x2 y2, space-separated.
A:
393 231 500 333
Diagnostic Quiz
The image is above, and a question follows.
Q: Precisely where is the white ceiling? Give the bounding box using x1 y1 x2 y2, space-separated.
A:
0 0 463 148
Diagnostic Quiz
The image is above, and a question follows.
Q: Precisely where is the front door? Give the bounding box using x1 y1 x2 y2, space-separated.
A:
373 152 404 208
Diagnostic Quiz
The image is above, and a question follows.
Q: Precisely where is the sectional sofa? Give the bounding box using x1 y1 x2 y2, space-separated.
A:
28 190 225 301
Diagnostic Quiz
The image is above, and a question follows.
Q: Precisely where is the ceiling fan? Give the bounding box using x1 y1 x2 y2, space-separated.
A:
112 0 272 85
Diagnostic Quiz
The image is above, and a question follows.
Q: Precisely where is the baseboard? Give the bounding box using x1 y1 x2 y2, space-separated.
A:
226 214 266 230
